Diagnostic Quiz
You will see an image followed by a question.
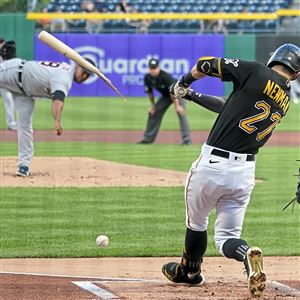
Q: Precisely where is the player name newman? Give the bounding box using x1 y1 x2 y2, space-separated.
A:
263 79 290 114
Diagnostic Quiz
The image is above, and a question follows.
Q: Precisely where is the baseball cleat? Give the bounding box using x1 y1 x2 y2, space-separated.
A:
162 262 205 285
8 124 17 131
16 166 29 177
244 246 266 297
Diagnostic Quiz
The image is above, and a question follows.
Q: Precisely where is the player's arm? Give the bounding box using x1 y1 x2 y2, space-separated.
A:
144 75 155 116
51 90 65 136
172 57 221 98
170 83 226 113
185 89 227 113
173 57 256 98
147 92 155 116
170 95 186 116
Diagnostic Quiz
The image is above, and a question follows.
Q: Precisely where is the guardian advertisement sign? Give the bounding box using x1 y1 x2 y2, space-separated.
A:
35 34 224 96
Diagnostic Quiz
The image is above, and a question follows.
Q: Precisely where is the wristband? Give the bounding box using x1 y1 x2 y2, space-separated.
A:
180 72 197 87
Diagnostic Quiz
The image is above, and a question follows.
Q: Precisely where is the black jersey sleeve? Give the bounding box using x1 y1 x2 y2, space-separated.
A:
196 57 259 87
144 74 153 94
219 58 259 86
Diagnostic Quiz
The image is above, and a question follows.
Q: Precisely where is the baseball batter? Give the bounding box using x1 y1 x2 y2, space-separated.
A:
162 43 300 297
0 56 94 176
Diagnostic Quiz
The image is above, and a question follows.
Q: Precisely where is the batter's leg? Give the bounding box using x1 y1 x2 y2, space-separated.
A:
141 96 171 143
214 198 249 260
0 88 17 130
13 94 35 171
177 98 192 145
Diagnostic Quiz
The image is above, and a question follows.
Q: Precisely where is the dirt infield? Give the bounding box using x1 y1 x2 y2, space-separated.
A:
1 257 300 299
1 156 186 187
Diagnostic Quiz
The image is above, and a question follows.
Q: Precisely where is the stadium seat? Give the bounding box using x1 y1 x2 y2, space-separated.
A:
149 20 164 32
238 20 255 33
43 0 293 33
226 20 239 33
265 20 277 32
67 20 86 33
254 20 266 33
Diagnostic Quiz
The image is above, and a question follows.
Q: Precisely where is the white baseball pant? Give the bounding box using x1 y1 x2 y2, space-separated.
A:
184 143 256 255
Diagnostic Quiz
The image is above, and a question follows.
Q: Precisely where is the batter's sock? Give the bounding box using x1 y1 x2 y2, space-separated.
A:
181 228 207 273
222 238 249 262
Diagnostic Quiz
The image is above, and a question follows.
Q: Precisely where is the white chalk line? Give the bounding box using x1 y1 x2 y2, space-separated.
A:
269 280 300 297
72 281 118 300
0 271 159 282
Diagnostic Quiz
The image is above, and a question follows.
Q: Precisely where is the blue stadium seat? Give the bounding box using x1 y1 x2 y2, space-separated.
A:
265 20 277 32
43 0 294 33
149 20 164 32
238 20 255 33
187 20 200 32
47 4 57 12
226 20 239 33
254 20 266 33
67 20 86 32
107 4 116 12
162 20 173 32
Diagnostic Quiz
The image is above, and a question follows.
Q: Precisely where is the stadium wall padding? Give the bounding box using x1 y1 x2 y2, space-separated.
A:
224 34 256 96
0 13 35 60
34 33 225 97
256 35 300 64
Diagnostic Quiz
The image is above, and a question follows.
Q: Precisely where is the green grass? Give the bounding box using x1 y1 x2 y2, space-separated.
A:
1 97 299 131
1 143 299 258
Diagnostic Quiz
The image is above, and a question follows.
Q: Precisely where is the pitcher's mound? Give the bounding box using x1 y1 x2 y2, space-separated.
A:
1 156 186 188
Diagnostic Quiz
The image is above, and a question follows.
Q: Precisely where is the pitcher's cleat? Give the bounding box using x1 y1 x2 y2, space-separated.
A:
162 262 205 285
16 165 30 177
244 246 266 297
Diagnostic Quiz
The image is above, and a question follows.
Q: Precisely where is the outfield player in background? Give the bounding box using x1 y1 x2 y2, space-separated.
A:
138 58 192 145
0 55 95 177
0 37 17 130
161 43 300 297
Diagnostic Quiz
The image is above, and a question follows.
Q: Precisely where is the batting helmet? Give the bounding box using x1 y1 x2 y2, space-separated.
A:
0 40 17 60
267 43 300 73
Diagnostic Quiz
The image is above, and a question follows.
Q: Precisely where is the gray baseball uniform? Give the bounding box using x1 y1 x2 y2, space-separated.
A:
0 58 75 169
0 56 16 129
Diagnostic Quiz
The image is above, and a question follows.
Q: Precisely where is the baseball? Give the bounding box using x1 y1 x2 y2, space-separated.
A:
96 235 109 247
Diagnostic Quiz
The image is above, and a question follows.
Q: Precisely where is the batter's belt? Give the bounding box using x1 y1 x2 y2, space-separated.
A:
211 148 255 162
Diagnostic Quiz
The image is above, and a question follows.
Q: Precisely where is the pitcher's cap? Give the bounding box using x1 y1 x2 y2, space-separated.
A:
148 58 159 69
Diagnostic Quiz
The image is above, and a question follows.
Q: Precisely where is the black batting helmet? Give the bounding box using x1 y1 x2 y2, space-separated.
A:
267 43 300 73
0 40 17 60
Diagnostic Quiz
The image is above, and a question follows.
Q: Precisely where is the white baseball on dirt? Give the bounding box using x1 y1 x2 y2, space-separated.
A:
96 235 109 247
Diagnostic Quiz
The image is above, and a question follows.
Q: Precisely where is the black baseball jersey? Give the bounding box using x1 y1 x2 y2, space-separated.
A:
203 58 290 154
144 70 176 98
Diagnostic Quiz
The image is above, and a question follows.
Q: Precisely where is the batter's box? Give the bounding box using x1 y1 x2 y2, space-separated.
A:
90 279 300 300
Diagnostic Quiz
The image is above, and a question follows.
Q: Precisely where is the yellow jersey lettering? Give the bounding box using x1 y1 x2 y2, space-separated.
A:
263 79 290 113
269 84 280 99
263 80 274 96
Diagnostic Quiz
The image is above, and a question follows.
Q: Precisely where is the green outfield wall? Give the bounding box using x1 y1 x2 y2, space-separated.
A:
0 13 35 60
224 34 256 95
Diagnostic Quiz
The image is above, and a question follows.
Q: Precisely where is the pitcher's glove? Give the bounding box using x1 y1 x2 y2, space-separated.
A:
0 40 16 60
282 166 300 212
